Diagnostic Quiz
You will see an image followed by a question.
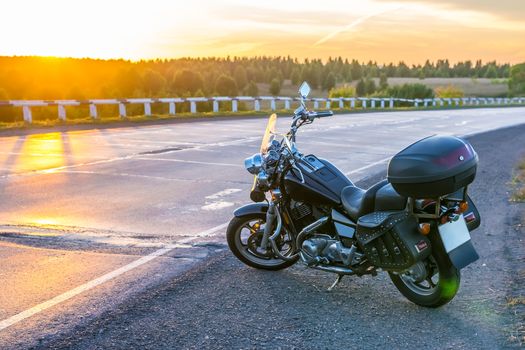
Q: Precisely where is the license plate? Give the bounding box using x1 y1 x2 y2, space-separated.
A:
438 215 471 253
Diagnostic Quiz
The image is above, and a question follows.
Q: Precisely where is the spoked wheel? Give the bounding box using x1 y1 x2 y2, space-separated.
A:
389 252 460 308
226 213 298 270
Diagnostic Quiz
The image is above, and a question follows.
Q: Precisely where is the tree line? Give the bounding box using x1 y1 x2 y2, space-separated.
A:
0 56 515 100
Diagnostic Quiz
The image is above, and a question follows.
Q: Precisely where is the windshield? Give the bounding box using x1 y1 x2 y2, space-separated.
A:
260 113 277 154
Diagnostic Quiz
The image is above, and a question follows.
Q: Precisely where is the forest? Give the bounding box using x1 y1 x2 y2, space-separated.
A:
0 56 516 101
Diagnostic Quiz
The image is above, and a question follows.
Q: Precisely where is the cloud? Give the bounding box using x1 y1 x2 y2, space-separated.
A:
313 6 403 46
375 0 525 21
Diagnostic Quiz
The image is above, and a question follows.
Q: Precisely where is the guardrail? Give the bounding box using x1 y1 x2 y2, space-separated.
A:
1 96 524 124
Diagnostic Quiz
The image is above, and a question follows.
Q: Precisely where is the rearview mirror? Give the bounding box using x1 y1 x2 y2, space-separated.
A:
299 82 311 99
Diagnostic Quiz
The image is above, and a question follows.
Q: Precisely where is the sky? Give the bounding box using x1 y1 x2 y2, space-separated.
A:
0 0 524 64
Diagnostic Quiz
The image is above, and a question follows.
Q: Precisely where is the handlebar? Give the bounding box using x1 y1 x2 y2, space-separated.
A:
309 110 333 118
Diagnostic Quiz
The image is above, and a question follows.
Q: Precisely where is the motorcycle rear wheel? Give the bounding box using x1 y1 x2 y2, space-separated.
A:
226 213 298 270
389 252 460 308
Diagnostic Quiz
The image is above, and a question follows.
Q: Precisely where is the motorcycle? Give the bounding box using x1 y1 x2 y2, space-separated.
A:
226 82 480 307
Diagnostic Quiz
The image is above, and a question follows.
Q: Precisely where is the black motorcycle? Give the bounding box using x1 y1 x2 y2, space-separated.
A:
226 82 480 307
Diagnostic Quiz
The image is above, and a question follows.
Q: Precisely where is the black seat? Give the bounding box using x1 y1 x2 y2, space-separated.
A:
341 180 408 221
341 180 388 221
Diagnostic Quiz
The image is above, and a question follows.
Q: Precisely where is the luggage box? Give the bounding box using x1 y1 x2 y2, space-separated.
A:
387 135 478 198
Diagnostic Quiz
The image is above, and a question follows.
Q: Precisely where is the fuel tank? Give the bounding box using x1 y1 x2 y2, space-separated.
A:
284 154 353 205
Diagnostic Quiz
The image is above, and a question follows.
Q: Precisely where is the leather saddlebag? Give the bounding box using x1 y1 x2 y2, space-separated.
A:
355 211 431 271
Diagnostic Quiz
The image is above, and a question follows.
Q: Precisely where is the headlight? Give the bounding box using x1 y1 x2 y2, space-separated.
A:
244 153 263 175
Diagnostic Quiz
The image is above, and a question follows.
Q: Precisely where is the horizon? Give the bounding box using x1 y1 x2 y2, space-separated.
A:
1 0 524 64
0 55 514 66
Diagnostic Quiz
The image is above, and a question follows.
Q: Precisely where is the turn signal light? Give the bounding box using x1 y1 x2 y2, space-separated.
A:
418 223 431 235
456 201 469 214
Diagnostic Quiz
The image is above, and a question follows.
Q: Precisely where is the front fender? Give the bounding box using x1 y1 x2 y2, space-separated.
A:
233 202 269 217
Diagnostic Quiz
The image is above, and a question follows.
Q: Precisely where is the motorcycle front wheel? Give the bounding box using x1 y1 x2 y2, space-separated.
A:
389 252 460 308
226 213 298 270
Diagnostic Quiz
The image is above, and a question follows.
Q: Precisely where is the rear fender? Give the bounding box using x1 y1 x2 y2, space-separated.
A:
233 202 269 217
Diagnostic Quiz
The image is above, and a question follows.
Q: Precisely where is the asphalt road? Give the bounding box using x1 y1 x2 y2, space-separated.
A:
0 107 524 349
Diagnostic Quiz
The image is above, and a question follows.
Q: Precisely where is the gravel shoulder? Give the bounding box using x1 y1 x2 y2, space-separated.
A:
36 124 525 349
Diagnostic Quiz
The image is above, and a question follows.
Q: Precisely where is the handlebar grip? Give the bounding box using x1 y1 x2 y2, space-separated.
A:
314 110 333 118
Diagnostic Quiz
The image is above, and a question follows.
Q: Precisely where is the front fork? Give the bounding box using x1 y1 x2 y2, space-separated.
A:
258 200 277 254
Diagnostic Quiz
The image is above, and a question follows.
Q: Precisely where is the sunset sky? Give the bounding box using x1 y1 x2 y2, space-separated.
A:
1 0 524 64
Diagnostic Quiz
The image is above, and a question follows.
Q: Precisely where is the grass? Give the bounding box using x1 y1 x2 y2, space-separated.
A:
510 159 525 202
507 296 525 307
506 295 525 347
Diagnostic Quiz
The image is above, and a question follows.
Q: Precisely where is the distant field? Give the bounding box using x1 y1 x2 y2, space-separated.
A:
384 77 508 97
258 78 508 98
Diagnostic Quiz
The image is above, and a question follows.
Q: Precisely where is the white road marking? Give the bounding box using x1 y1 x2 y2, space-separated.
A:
344 156 392 176
201 201 235 211
202 188 242 210
135 157 241 167
0 222 228 332
205 188 242 199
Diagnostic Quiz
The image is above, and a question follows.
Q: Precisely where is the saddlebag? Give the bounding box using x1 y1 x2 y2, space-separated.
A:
355 211 431 271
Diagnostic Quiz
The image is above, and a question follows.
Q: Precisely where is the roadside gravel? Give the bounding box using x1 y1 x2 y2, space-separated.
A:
43 124 525 350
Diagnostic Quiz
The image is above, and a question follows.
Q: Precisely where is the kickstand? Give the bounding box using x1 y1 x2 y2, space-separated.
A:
327 274 344 292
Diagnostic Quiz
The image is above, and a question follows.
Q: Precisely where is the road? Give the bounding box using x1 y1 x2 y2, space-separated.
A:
0 107 524 349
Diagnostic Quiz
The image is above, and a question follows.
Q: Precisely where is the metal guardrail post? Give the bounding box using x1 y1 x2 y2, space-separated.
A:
169 102 176 115
89 103 98 119
254 99 260 111
232 99 238 113
270 99 276 111
22 106 32 123
58 104 66 121
389 98 394 108
144 102 151 116
118 102 127 118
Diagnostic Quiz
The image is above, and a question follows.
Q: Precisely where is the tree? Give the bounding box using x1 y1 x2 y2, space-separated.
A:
356 79 366 96
323 72 336 91
365 78 376 95
484 65 498 79
290 67 302 85
0 88 9 100
388 83 434 99
269 78 281 96
142 69 166 96
350 60 362 80
379 73 388 91
171 70 204 95
114 67 142 96
509 63 525 96
245 81 259 96
214 75 238 96
396 62 411 77
233 66 248 90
